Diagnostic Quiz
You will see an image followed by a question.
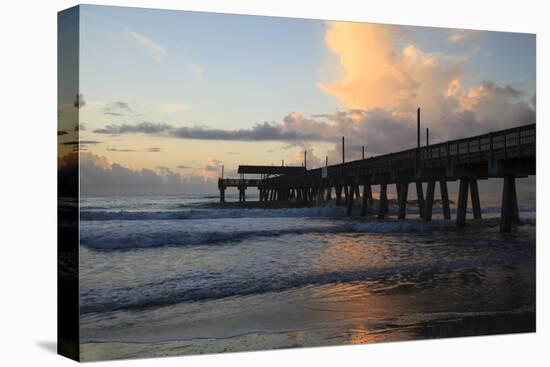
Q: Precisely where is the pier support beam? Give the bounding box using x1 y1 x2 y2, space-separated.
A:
470 179 482 219
512 184 520 224
440 180 451 220
456 178 469 227
378 183 388 219
346 185 356 215
335 186 342 205
361 183 371 216
456 178 482 227
500 176 519 233
424 180 435 222
396 183 402 206
367 184 374 205
398 182 409 220
416 182 425 218
238 187 247 202
343 185 349 206
317 187 324 202
220 188 225 203
326 186 332 201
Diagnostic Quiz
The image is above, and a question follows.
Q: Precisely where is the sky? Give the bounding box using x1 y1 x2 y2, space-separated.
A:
59 5 536 196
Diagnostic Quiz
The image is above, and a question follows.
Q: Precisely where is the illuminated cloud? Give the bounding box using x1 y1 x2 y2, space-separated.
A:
318 22 418 111
201 157 222 180
314 21 534 155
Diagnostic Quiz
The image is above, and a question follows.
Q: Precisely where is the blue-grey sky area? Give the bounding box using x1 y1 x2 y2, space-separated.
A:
62 5 535 195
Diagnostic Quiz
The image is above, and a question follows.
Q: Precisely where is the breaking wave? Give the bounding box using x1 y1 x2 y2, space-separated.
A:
79 262 465 315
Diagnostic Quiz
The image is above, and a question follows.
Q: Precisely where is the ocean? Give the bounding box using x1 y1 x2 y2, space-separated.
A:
78 192 536 361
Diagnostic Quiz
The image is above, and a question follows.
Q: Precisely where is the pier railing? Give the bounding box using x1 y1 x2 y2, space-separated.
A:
263 123 535 185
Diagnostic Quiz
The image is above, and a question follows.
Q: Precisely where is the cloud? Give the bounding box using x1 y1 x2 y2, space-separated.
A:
62 152 217 196
292 146 323 168
103 101 133 116
94 122 173 134
127 30 167 60
311 21 534 157
106 146 161 153
91 75 534 160
62 140 101 146
106 147 137 152
448 29 480 43
176 164 193 169
318 22 419 111
202 157 222 180
94 121 327 142
178 121 326 141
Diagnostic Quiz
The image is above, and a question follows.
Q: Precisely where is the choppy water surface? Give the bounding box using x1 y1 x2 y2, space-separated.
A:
78 193 535 361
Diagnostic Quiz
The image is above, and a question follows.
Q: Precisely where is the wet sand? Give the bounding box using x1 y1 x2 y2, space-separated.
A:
80 262 535 361
82 311 534 360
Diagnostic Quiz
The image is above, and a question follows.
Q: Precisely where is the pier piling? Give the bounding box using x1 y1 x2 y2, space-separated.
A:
378 183 389 219
440 180 451 219
470 179 482 219
398 182 409 220
347 184 356 215
456 178 469 227
416 182 425 218
424 180 435 222
501 176 519 233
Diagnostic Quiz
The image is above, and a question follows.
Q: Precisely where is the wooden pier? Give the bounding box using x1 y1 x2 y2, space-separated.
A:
218 123 535 233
